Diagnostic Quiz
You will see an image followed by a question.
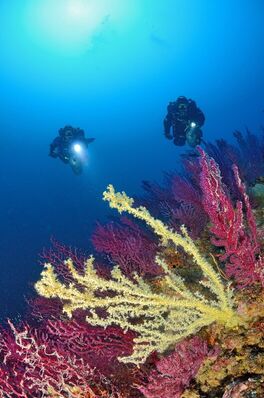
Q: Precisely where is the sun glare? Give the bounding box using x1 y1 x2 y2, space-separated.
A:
65 0 101 26
25 0 139 54
67 1 85 17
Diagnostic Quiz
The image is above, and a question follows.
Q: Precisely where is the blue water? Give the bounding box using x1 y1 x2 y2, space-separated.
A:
1 0 264 320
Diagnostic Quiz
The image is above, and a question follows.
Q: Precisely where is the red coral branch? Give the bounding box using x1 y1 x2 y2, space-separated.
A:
40 237 89 283
0 321 119 397
26 296 63 322
198 147 263 288
0 320 131 397
46 319 135 372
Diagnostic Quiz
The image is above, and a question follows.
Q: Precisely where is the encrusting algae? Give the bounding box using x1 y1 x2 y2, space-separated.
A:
35 184 243 365
185 285 264 397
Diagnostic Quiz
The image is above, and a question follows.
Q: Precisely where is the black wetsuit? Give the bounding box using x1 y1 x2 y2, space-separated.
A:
49 126 94 163
164 97 205 146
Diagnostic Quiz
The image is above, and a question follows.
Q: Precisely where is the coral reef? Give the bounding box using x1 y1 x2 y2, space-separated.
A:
34 139 263 394
0 320 124 398
1 130 264 397
92 217 161 278
36 184 241 365
190 285 264 397
0 318 144 398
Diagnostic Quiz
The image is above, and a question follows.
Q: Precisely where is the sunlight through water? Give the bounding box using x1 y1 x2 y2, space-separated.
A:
25 0 139 54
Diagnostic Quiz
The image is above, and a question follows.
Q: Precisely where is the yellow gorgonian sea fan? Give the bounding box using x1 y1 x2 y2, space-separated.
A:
35 185 242 365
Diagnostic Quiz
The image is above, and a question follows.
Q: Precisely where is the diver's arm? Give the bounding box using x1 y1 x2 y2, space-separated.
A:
49 137 60 157
194 108 205 127
188 103 205 127
164 114 173 139
85 137 95 145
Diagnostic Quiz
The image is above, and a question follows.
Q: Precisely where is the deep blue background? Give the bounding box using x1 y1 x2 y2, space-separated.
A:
1 0 264 320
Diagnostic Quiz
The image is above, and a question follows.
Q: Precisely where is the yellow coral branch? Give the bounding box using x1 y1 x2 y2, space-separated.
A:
103 185 230 309
35 185 242 365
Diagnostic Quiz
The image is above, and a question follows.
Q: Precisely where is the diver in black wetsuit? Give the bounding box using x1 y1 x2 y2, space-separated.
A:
164 96 205 147
49 125 95 175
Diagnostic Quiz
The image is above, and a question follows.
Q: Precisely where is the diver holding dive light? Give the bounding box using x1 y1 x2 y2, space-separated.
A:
164 96 205 147
49 125 95 175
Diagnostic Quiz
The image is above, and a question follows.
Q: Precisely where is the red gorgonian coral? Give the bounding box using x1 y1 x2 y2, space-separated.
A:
40 237 89 283
139 336 210 398
198 147 263 288
92 217 161 278
45 319 136 373
0 320 124 398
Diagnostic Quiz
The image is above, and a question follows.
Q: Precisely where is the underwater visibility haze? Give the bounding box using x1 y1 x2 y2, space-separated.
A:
0 1 264 397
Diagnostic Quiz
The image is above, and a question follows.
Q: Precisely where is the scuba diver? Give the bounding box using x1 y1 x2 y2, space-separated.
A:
49 125 95 175
164 96 205 147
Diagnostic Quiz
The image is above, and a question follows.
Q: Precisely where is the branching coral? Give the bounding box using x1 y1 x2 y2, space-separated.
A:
3 142 263 396
198 147 263 288
45 319 135 373
202 128 264 192
40 237 89 283
35 185 241 365
233 128 264 185
141 171 207 239
139 336 210 398
0 320 122 398
92 217 161 278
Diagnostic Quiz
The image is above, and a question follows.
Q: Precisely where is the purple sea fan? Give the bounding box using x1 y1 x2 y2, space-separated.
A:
140 179 177 220
180 151 202 186
40 237 108 281
233 128 264 185
169 173 208 238
92 216 162 278
40 237 89 283
141 171 207 239
203 128 264 191
139 336 209 398
45 319 136 374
